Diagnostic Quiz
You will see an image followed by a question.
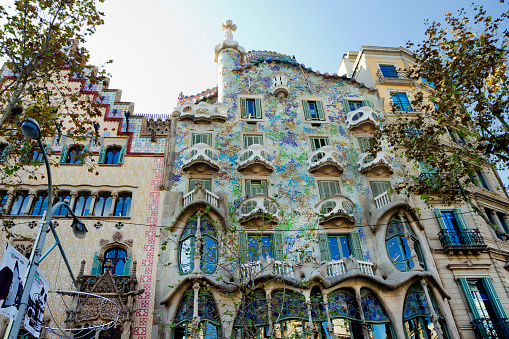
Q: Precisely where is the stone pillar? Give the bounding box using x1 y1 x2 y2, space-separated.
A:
192 215 202 274
23 190 37 215
3 188 15 214
302 290 316 339
401 212 422 271
69 190 78 211
88 191 98 216
322 293 333 338
190 282 201 338
421 280 443 339
109 191 118 216
354 288 370 339
265 289 273 336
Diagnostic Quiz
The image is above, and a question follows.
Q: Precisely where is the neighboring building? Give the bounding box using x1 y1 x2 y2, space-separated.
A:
339 46 509 338
153 22 473 339
0 68 170 339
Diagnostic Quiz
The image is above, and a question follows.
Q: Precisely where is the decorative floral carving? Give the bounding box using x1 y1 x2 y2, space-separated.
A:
113 231 122 241
115 222 124 230
100 239 109 247
3 220 14 229
28 221 37 229
125 239 133 248
94 221 103 229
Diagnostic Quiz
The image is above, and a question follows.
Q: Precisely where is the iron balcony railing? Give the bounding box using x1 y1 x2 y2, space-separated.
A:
376 69 410 82
471 318 509 339
438 229 486 248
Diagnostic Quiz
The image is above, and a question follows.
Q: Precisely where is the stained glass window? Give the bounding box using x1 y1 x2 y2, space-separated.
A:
179 214 217 275
234 290 269 328
174 290 220 339
271 290 307 321
103 248 127 275
386 214 425 272
328 290 360 320
361 290 389 322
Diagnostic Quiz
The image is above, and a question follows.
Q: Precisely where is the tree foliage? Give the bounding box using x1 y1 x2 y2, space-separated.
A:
0 0 108 181
375 4 509 235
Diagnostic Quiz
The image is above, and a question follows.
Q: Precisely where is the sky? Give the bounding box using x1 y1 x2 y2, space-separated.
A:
85 0 508 115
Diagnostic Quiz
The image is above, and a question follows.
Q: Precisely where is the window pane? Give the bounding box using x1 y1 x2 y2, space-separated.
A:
349 101 363 111
261 236 271 259
201 236 217 274
179 238 194 273
340 236 350 258
247 99 256 117
386 238 404 263
329 237 340 261
308 102 318 120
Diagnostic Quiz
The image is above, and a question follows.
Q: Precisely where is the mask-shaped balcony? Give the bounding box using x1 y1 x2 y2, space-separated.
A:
236 144 274 175
346 107 380 134
183 184 220 210
182 143 220 174
238 193 280 226
357 151 394 177
307 146 344 176
326 258 375 277
239 259 295 280
314 195 355 227
176 101 228 123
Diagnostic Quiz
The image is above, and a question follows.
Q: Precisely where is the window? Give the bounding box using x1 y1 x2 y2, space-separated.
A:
243 135 263 148
60 145 86 164
103 247 127 275
470 170 491 191
317 181 340 200
98 327 122 339
74 192 92 216
370 181 391 199
379 65 399 78
342 99 374 113
318 232 362 261
53 192 71 216
435 209 470 245
390 91 412 111
233 290 270 337
386 214 425 272
245 180 268 198
173 290 220 339
348 100 363 112
449 129 466 145
240 98 262 119
0 144 8 161
94 192 112 216
248 236 272 261
10 192 30 215
403 284 449 339
189 178 212 192
460 278 508 338
192 133 212 146
30 192 48 216
178 215 217 274
0 191 8 212
114 193 132 217
357 137 372 153
99 145 126 165
302 100 325 121
310 137 329 151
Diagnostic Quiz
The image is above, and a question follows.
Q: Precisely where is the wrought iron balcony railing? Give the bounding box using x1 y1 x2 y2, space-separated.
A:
438 229 486 249
376 69 410 82
471 318 509 339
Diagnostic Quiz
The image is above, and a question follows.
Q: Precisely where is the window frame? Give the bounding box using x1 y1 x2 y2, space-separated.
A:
30 192 49 216
245 179 269 198
239 95 264 122
242 133 264 148
191 132 213 147
388 90 413 112
378 64 399 79
53 191 71 217
309 136 330 152
114 192 132 217
94 192 113 217
188 178 213 192
73 191 93 217
300 98 327 123
316 180 341 200
10 192 30 215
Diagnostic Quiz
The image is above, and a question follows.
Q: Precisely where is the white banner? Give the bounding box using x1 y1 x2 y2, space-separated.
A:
0 243 29 319
23 269 49 338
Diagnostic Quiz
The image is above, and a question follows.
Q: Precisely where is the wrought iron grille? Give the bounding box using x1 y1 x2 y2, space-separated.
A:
376 69 410 82
438 229 486 248
471 318 509 339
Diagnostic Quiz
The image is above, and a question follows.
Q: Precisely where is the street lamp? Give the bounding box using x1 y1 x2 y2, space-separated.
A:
7 119 88 339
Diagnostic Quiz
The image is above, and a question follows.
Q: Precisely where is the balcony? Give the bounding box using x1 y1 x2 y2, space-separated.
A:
182 143 220 174
314 195 355 227
326 258 375 277
236 144 274 175
307 146 344 176
176 101 228 123
438 229 487 254
357 151 394 177
346 107 380 134
471 318 509 339
183 186 220 209
374 191 391 209
238 194 280 225
240 260 295 280
376 69 411 85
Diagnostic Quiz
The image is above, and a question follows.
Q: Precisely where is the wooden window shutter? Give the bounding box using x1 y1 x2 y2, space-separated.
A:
302 101 311 120
240 98 247 118
434 209 448 230
459 278 482 319
245 180 252 197
318 181 329 200
348 232 363 260
362 100 374 109
358 137 371 153
255 99 262 119
59 145 69 163
343 99 351 113
482 277 508 319
239 232 248 263
316 101 325 121
203 134 212 146
98 145 106 164
453 209 469 230
318 233 331 261
123 252 133 275
370 182 388 198
271 232 284 261
118 144 126 164
91 251 103 275
192 134 199 146
260 180 268 196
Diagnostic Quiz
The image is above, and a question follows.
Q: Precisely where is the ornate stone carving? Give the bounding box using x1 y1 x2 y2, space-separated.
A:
94 221 103 229
100 239 109 247
115 222 124 230
28 221 37 229
125 239 133 248
112 232 122 241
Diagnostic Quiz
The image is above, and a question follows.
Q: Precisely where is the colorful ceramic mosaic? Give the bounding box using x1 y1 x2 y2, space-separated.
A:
361 292 389 321
328 290 360 320
271 290 307 320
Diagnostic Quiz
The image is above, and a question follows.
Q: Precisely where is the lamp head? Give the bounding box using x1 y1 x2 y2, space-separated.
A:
71 217 87 239
21 118 41 140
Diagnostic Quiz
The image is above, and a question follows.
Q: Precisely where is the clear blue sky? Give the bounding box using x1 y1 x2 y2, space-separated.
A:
86 0 508 115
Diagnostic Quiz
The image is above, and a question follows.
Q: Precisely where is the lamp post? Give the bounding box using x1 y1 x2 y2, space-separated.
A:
7 119 88 339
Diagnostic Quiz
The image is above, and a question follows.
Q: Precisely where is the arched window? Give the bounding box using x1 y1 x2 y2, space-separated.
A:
178 214 217 274
105 146 122 164
31 192 48 216
385 214 425 272
403 284 449 339
271 290 307 338
310 287 328 338
114 193 131 217
98 327 122 339
74 192 92 216
94 192 112 216
10 192 30 215
328 289 363 338
173 290 220 339
103 247 127 275
360 289 394 338
233 290 269 337
65 146 83 164
53 192 71 216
